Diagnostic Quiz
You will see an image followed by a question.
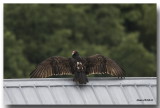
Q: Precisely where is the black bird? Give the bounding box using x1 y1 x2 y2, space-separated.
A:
30 51 125 84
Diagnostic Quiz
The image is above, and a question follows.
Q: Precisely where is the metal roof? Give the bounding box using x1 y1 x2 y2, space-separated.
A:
3 77 157 105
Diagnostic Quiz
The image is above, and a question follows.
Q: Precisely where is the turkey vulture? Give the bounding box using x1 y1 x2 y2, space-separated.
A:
30 51 125 84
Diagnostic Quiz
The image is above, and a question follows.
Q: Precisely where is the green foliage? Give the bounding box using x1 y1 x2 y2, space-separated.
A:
4 4 156 78
110 33 156 77
119 4 157 53
4 31 34 78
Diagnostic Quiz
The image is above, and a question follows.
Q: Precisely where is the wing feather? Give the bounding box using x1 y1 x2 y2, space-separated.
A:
45 65 49 78
34 65 45 77
45 65 50 78
30 56 73 78
40 65 46 78
31 65 43 77
86 54 125 78
106 57 125 77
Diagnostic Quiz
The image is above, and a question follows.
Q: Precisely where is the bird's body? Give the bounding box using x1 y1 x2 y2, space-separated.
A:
71 53 88 84
30 51 125 84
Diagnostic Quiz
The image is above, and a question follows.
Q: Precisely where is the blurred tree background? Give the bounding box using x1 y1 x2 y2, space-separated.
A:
4 4 156 78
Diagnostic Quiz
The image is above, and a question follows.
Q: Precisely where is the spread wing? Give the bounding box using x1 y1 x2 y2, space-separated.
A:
86 54 125 78
30 56 73 78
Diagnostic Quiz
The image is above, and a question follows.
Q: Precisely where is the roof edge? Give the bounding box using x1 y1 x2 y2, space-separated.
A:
3 77 157 81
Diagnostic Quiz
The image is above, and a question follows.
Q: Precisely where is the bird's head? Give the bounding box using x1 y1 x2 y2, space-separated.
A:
72 50 79 58
72 50 78 55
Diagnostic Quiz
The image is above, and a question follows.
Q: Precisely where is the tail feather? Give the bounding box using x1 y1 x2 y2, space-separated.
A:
74 71 88 84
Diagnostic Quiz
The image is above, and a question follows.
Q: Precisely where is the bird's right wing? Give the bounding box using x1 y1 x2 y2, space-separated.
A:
86 54 125 78
30 56 73 78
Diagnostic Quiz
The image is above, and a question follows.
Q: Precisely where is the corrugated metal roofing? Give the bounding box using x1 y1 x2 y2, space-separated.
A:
3 77 157 105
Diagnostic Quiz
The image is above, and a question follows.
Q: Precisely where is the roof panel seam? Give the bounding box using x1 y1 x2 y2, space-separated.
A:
48 85 57 104
91 85 101 104
134 84 144 104
19 84 28 104
33 84 43 104
76 86 86 104
63 85 72 104
148 84 156 101
120 84 129 104
105 85 115 104
4 85 13 104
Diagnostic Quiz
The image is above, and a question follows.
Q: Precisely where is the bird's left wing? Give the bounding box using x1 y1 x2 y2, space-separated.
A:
86 54 125 78
30 56 73 78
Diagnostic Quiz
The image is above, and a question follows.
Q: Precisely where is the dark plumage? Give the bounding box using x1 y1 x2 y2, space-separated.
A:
30 51 125 84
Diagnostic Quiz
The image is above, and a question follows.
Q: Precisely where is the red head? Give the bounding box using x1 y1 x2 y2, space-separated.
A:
72 50 78 55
